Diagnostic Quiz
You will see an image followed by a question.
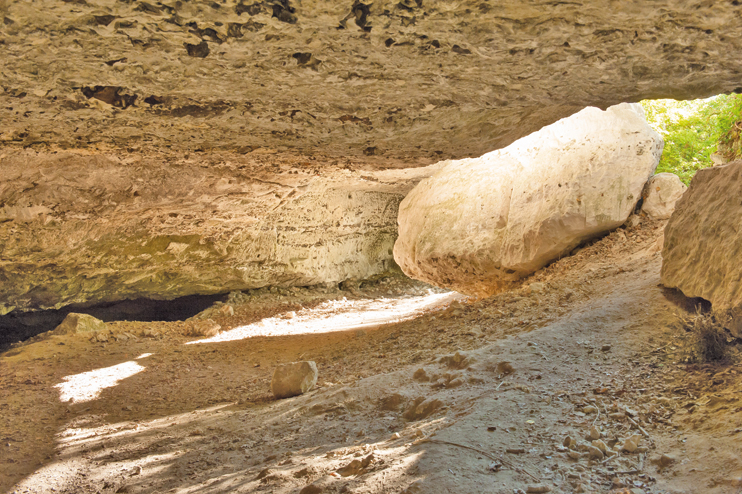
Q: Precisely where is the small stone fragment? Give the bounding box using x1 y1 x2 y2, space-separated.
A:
271 361 318 399
528 282 546 294
567 451 582 460
496 361 515 375
588 426 600 441
622 434 642 453
526 486 551 493
582 406 598 414
336 453 374 477
600 344 612 352
379 393 405 411
402 398 444 421
255 468 273 480
412 368 429 382
622 437 638 453
299 485 324 494
588 446 604 460
591 440 608 454
440 351 473 369
446 377 465 388
659 454 676 467
93 331 109 342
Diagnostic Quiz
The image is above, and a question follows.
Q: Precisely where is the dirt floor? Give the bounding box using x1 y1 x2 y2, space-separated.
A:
1 217 742 494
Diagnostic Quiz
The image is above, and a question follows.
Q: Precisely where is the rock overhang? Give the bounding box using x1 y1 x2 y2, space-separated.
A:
1 0 742 161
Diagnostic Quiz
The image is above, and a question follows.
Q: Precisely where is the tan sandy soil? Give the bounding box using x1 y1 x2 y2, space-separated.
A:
1 217 741 494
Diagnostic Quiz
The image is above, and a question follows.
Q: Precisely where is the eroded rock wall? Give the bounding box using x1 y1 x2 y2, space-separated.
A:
661 161 742 311
0 149 439 314
1 0 741 161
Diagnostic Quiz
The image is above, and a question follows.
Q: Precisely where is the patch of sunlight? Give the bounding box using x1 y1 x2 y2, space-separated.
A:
188 290 459 345
58 402 235 448
54 360 146 403
135 352 153 359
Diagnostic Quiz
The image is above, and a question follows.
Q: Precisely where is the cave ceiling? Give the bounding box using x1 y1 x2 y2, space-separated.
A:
1 0 741 162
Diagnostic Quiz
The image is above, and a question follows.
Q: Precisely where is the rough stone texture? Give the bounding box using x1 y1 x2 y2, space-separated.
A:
394 104 662 297
271 361 318 399
0 149 440 315
186 319 221 337
1 1 741 161
641 173 687 220
53 313 107 335
661 161 742 311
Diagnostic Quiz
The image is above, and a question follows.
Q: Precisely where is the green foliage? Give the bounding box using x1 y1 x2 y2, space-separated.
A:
640 94 742 184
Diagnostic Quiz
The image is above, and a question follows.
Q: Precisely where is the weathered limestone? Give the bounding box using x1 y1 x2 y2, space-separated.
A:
641 173 687 220
661 161 742 311
0 150 440 315
394 104 663 297
271 361 318 399
1 1 742 161
53 313 106 335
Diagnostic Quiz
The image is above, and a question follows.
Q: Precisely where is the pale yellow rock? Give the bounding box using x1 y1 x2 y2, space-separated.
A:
641 173 687 220
394 104 663 296
53 313 107 335
271 361 319 399
661 161 742 311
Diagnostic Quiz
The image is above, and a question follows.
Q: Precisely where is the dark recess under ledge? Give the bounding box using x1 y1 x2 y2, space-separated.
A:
0 293 228 350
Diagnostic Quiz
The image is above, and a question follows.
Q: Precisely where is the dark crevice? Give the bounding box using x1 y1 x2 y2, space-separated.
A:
661 287 712 313
0 293 228 350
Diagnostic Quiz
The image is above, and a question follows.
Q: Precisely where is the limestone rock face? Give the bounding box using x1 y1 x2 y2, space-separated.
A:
394 104 663 297
271 361 318 399
1 0 741 161
0 150 440 315
641 173 687 220
661 161 742 311
53 313 106 335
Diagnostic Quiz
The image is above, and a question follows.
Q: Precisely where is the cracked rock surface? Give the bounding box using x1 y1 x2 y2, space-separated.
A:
1 0 742 160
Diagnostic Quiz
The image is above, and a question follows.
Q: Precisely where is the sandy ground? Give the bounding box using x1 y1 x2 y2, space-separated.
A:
1 217 742 494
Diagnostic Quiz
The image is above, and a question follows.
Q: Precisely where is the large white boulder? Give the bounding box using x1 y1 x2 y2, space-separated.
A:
641 173 687 220
394 103 663 297
661 161 742 314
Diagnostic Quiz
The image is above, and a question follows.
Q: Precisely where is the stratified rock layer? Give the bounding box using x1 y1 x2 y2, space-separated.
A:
394 104 662 297
0 150 439 314
641 173 687 220
1 0 741 161
661 161 742 311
